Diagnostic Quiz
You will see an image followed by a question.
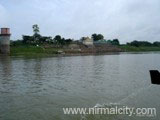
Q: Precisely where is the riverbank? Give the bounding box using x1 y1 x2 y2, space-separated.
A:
120 45 160 52
10 46 59 57
9 45 160 57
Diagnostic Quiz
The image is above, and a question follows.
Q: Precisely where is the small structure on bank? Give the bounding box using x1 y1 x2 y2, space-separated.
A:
82 37 93 46
0 28 11 54
93 39 108 45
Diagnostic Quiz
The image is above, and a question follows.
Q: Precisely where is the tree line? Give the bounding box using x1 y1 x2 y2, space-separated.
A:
127 40 160 47
22 24 73 45
11 24 160 47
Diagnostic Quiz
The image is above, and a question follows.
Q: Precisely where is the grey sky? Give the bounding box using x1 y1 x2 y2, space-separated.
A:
0 0 160 43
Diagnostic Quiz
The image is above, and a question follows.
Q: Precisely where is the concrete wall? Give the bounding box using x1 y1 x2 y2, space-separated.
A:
0 35 10 54
82 37 93 46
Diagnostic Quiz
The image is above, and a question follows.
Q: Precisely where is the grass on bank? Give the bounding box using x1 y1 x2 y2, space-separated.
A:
10 45 60 57
120 45 160 52
10 45 160 57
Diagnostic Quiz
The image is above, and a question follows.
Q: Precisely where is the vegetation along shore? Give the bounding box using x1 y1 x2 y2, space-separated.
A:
9 24 160 57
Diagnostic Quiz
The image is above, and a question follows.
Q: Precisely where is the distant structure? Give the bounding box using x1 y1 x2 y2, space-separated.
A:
0 28 11 54
82 37 93 46
93 39 108 44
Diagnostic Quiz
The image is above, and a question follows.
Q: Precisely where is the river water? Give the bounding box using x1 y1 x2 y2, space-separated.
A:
0 53 160 120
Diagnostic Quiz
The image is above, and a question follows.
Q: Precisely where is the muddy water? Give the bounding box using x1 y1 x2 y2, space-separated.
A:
0 53 160 120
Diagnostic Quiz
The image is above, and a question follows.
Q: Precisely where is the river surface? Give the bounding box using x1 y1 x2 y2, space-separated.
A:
0 53 160 120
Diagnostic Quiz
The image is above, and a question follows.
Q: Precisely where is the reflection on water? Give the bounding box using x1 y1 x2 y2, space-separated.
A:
0 56 12 79
0 53 160 120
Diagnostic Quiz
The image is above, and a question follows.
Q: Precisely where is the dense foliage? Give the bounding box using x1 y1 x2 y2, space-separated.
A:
92 33 104 41
127 40 160 47
11 24 160 48
106 39 120 45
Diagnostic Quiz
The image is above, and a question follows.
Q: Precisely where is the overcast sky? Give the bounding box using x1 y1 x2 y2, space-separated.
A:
0 0 160 43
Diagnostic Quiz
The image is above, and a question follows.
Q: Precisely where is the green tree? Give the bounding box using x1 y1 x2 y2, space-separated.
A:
91 34 97 41
106 40 112 45
54 35 65 45
153 41 160 47
80 37 86 41
128 40 139 47
112 39 120 45
65 39 73 44
32 24 41 43
32 24 40 35
54 35 61 43
22 35 34 44
128 40 152 47
92 33 104 41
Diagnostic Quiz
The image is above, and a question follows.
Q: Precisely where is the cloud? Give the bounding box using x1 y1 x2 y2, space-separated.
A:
0 0 160 43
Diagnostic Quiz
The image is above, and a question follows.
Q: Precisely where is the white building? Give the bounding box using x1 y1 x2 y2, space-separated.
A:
82 37 93 46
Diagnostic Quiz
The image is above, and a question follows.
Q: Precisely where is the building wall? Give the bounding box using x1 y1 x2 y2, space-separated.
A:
82 37 93 46
0 35 10 54
0 36 10 45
